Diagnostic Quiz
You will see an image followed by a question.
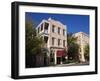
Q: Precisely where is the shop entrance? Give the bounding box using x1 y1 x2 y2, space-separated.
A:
57 50 65 64
57 57 62 64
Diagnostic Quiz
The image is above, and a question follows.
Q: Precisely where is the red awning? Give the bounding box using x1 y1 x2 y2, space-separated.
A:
57 50 65 57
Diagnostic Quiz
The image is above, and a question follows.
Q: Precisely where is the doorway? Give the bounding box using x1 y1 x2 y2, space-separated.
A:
57 57 62 64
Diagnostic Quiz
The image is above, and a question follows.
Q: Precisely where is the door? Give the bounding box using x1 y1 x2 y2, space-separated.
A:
57 57 61 64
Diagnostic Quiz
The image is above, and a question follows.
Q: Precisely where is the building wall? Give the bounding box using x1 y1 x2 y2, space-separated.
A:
36 18 67 64
48 18 67 48
73 32 89 62
36 18 67 49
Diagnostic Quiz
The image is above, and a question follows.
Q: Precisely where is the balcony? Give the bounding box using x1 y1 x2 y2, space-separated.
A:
37 22 49 36
44 30 49 34
43 36 48 48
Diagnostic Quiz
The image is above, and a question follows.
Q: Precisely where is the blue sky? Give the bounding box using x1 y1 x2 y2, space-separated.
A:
26 12 89 35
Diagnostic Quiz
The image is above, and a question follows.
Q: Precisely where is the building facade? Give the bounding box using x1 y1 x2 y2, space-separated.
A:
36 18 67 65
73 32 89 62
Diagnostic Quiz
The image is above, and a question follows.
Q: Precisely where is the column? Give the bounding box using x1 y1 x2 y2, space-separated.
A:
81 46 85 62
43 22 45 32
54 50 57 65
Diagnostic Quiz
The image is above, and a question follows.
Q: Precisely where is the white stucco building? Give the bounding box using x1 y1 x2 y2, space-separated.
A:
73 32 89 62
36 18 67 64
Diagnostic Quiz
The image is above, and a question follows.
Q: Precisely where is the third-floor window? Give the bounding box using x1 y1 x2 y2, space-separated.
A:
58 27 60 34
52 25 55 33
63 29 65 36
41 23 43 31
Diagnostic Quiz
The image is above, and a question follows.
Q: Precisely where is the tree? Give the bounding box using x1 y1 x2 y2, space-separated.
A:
84 44 89 61
67 33 79 62
25 20 44 67
25 20 44 55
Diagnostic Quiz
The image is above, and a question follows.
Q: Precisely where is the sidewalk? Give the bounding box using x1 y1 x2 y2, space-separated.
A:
53 62 89 67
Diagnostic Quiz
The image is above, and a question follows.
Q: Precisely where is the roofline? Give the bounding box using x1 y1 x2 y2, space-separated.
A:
36 19 49 29
73 32 89 37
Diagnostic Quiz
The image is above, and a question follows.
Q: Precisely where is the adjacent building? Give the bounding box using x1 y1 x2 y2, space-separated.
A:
73 32 89 62
36 18 67 65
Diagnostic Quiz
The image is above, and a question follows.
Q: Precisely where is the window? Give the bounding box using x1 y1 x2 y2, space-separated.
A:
41 23 43 31
58 39 61 46
52 25 55 33
52 37 55 45
63 40 65 47
44 22 49 28
44 22 49 34
58 27 60 34
63 29 65 36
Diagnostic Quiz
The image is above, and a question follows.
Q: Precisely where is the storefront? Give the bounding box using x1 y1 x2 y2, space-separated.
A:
56 50 66 64
50 47 67 65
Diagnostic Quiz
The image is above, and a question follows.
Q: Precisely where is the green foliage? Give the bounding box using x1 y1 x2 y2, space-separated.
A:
84 44 89 61
67 33 77 45
67 33 79 62
25 20 44 55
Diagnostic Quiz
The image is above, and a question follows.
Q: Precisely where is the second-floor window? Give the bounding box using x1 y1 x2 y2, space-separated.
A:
52 37 55 45
58 27 60 34
63 40 65 47
58 39 61 46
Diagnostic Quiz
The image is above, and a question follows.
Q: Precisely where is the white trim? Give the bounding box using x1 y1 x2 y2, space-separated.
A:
19 5 95 76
